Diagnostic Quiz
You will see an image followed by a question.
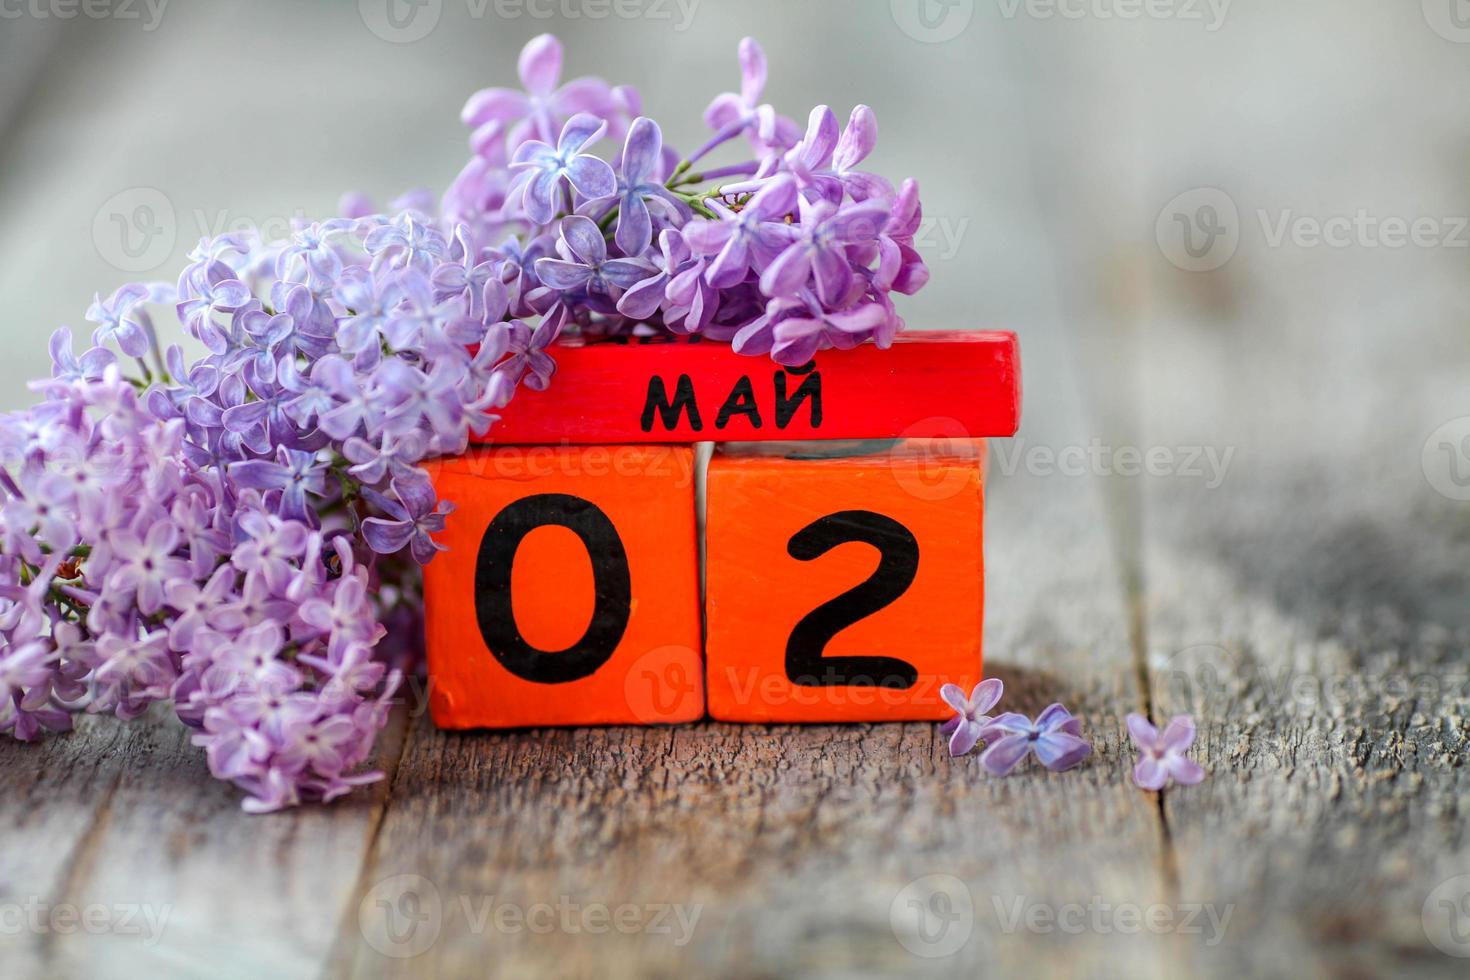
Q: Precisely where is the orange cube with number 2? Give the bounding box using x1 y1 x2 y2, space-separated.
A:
704 440 986 723
422 445 704 728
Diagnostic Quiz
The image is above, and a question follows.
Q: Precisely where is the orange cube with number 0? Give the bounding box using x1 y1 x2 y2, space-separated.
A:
422 445 704 728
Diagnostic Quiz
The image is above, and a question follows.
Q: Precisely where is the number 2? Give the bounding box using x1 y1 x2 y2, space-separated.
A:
784 510 921 689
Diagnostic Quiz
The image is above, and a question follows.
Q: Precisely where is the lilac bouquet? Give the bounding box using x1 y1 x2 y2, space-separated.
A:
0 35 929 811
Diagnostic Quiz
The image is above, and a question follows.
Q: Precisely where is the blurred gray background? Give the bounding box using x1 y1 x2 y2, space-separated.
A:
0 0 1462 419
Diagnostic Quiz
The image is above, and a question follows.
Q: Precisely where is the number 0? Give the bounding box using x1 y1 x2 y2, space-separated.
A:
474 493 632 684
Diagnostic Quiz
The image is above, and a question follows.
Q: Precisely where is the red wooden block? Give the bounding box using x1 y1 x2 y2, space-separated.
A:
703 439 987 723
480 331 1020 445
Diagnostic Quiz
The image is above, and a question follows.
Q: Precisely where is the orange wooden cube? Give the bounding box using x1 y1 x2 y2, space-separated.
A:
704 440 986 723
422 445 704 728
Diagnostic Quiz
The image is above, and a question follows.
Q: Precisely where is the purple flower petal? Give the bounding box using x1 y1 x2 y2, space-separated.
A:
558 112 607 156
1126 712 1158 747
833 104 878 171
827 200 890 242
1167 755 1206 786
939 683 969 715
1034 731 1091 771
392 476 438 518
971 678 1004 714
980 733 1031 777
518 33 562 97
621 117 662 185
1035 702 1079 734
521 168 563 225
1159 715 1197 752
601 259 657 291
559 215 606 266
1133 756 1168 791
614 196 653 257
462 87 531 128
738 37 767 105
759 244 813 299
793 105 839 171
535 259 593 291
563 154 616 200
617 272 667 320
361 517 415 555
948 720 983 758
682 219 734 255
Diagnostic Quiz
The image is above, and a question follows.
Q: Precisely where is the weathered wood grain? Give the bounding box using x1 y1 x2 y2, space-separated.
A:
0 704 406 979
1122 311 1470 979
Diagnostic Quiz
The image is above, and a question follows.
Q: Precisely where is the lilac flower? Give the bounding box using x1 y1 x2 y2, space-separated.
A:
979 703 1092 776
275 220 351 285
940 678 1003 758
509 114 617 225
785 105 892 204
461 33 618 151
86 283 165 359
45 327 115 384
618 228 688 321
760 197 890 304
0 31 931 816
342 431 426 486
1127 713 1206 790
333 266 396 360
161 343 219 405
176 260 253 354
104 521 189 615
701 37 801 158
432 230 510 321
379 359 467 448
163 565 237 652
299 572 379 655
682 174 798 288
487 234 551 315
311 355 380 440
90 629 176 720
230 448 330 524
364 213 448 275
767 295 893 366
535 216 656 308
876 178 930 296
604 117 688 255
362 478 453 565
231 510 311 593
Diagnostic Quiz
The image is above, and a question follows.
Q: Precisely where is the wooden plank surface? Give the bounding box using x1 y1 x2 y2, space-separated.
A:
0 705 408 979
1125 280 1470 979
